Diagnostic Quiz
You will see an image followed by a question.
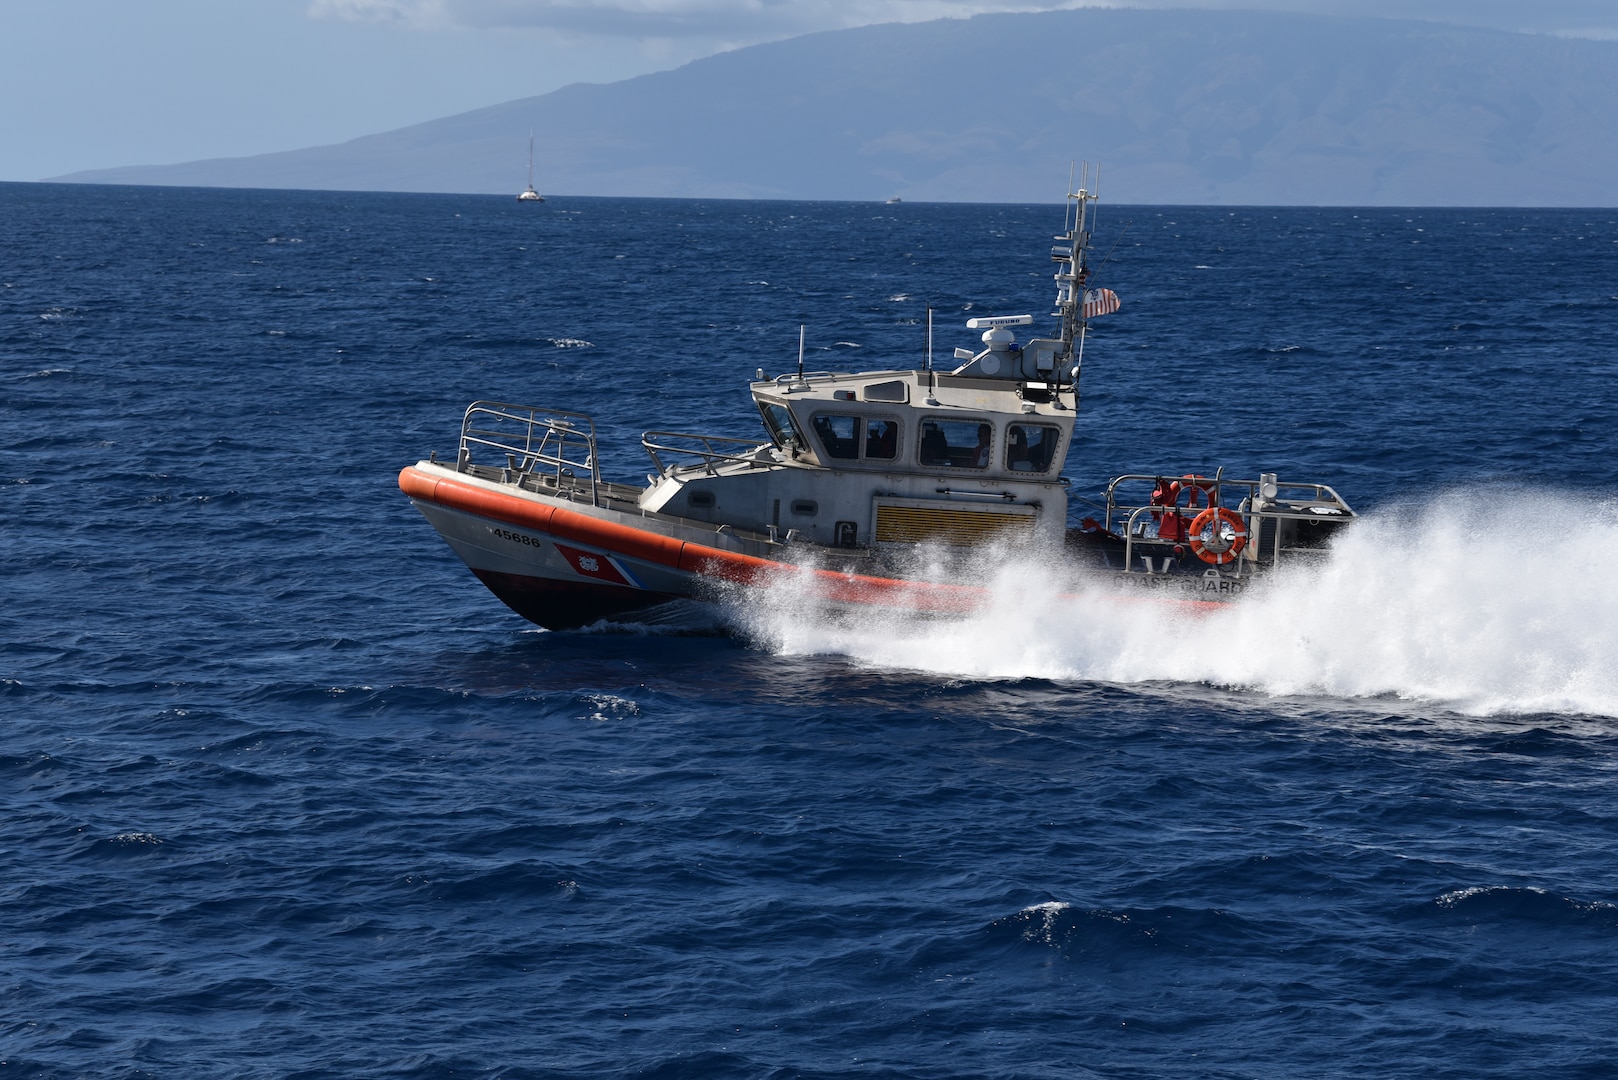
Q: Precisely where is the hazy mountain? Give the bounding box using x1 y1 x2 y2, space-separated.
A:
51 8 1618 205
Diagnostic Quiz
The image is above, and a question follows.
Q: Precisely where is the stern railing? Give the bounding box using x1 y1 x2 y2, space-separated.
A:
1101 472 1355 573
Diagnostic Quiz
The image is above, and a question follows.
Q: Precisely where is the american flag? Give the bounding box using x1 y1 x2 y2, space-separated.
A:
1083 288 1121 318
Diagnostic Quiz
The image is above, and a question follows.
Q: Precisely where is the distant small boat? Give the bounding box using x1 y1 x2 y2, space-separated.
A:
518 133 544 202
886 196 902 204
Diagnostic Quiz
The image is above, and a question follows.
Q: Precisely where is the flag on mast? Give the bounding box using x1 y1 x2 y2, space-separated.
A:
1083 288 1121 319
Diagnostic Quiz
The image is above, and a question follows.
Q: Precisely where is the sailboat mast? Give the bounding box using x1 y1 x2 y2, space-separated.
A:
518 132 545 201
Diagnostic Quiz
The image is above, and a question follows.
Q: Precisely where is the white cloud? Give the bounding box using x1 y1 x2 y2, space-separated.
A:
307 0 1618 42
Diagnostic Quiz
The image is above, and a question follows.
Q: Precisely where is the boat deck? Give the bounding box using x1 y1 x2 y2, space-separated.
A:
451 457 889 574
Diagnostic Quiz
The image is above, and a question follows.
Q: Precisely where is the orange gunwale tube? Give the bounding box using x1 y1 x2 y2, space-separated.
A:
399 466 984 614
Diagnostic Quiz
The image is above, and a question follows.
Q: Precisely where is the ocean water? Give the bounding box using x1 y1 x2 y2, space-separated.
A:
3 182 1618 1079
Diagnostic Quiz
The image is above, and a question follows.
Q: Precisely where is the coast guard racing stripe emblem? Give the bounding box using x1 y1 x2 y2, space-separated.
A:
554 542 642 588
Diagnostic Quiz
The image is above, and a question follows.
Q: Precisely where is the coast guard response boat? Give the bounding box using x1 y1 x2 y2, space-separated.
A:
400 181 1355 630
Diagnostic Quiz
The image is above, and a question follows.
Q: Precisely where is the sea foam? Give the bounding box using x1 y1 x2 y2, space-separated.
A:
730 490 1618 718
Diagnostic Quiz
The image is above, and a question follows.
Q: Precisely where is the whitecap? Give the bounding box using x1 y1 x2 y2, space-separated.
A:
584 694 640 722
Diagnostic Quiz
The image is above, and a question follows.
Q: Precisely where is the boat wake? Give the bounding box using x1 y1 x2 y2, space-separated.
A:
728 490 1618 718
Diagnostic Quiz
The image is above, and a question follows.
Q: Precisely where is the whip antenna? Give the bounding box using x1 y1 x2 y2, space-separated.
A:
1064 161 1075 232
926 306 933 371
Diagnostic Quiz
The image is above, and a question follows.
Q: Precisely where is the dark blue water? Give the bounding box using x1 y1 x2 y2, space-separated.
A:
4 183 1618 1079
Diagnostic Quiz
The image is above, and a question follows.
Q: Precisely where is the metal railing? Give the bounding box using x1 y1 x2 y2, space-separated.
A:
773 372 843 385
641 431 773 478
457 401 601 505
1100 471 1355 573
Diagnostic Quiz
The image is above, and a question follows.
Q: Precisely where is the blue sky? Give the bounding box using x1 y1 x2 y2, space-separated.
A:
4 0 1616 182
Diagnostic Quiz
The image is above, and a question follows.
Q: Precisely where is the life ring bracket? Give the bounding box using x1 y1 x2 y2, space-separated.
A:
1188 507 1247 565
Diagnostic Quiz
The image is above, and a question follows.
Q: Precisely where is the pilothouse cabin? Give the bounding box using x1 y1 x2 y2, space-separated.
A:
638 316 1077 554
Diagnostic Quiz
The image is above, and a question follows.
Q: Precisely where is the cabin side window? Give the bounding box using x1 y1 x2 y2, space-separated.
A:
809 413 901 462
918 419 992 469
864 418 898 460
759 402 801 451
811 414 860 460
1006 423 1060 473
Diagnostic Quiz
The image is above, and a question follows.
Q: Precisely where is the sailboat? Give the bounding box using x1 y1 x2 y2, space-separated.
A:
518 133 544 202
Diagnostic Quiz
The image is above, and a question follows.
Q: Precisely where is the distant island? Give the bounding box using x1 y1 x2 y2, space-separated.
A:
50 8 1618 206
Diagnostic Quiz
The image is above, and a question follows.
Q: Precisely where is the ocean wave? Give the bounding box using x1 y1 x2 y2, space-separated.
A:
1433 885 1618 928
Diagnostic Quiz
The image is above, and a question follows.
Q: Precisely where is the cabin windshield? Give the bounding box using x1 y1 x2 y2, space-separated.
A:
759 402 801 451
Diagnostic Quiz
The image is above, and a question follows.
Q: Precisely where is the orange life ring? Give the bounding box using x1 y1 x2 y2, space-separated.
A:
1177 474 1216 509
1188 507 1247 565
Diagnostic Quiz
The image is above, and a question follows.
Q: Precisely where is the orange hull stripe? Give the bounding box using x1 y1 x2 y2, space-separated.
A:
399 466 559 534
399 466 983 614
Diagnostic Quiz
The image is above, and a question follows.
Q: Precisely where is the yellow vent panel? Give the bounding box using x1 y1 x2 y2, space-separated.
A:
874 504 1035 546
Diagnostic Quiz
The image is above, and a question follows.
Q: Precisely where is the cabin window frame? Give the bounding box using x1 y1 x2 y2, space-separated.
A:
808 411 903 464
810 413 861 460
917 417 994 470
1005 423 1061 473
863 417 900 461
758 402 801 452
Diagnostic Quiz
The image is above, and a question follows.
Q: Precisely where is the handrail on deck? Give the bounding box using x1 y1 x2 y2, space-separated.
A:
458 401 601 506
642 430 773 478
1103 472 1354 574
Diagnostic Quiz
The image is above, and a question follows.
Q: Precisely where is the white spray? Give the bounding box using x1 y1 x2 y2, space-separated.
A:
729 490 1618 718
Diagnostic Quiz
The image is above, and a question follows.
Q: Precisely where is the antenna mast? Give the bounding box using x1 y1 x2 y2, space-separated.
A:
1053 163 1098 393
